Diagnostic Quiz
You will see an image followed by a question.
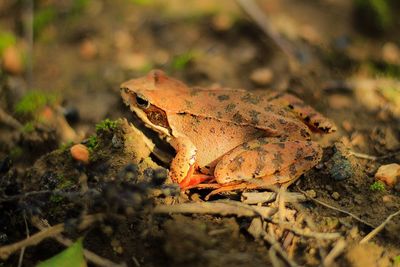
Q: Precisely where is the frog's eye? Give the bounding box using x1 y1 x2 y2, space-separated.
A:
136 94 150 109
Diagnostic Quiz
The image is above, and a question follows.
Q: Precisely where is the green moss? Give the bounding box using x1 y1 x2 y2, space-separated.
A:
370 181 386 191
171 52 195 70
394 255 400 266
33 7 56 37
10 146 23 159
71 0 89 13
127 0 153 6
95 118 118 132
50 194 63 203
59 141 73 152
14 91 56 115
86 135 98 152
354 0 393 31
22 121 35 133
0 31 16 55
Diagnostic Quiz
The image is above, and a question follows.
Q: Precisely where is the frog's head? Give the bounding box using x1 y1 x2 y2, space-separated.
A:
120 70 182 136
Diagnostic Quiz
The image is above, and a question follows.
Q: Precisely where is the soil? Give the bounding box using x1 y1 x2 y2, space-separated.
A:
1 0 400 266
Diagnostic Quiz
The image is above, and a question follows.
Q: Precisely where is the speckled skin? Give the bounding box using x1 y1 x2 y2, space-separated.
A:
121 70 336 189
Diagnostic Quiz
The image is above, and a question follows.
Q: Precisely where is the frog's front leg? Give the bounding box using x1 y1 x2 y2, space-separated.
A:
169 136 212 188
214 137 322 186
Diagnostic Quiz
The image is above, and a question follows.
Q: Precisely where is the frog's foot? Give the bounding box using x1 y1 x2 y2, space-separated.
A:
266 92 336 133
179 173 214 189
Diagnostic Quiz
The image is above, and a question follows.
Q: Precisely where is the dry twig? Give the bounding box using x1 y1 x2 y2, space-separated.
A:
322 239 347 266
154 200 277 219
0 107 22 129
0 213 104 260
236 0 298 69
360 209 400 244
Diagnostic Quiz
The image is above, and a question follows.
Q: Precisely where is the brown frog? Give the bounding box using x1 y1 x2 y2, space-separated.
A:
121 70 335 195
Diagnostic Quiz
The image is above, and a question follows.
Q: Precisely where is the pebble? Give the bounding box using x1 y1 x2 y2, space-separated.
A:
331 191 340 200
79 39 97 60
305 189 317 198
375 163 400 187
250 68 273 86
382 42 400 65
2 45 23 74
70 144 90 164
211 13 234 32
328 143 353 181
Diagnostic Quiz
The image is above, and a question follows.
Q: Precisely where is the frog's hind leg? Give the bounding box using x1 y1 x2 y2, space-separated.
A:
266 92 336 133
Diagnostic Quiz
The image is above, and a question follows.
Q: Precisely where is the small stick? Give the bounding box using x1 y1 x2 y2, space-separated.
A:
154 200 276 219
264 232 298 267
297 187 376 228
349 151 377 160
268 247 284 267
0 213 104 260
349 150 400 161
360 209 400 244
235 0 299 70
17 212 29 267
0 107 22 129
277 222 341 240
322 239 347 266
32 217 126 267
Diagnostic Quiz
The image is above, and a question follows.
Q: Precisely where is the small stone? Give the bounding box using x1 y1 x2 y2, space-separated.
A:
354 195 363 205
79 39 97 60
325 185 333 191
349 227 358 239
2 45 23 74
331 191 340 200
382 42 400 65
70 144 90 164
211 13 234 32
111 134 123 149
250 68 274 86
375 163 400 187
327 143 353 181
324 217 340 229
111 239 123 254
305 189 317 198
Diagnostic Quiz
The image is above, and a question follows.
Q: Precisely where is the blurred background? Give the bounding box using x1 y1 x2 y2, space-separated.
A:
1 1 400 266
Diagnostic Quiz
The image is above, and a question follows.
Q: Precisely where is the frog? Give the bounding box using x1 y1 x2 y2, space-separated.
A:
120 70 336 196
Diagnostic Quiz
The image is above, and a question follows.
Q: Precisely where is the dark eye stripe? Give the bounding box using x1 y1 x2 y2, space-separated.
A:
136 94 150 109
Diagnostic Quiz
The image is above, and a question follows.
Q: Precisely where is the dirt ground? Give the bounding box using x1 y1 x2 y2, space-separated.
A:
1 0 400 266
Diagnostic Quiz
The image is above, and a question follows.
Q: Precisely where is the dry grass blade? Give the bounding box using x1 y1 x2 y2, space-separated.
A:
360 209 400 244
